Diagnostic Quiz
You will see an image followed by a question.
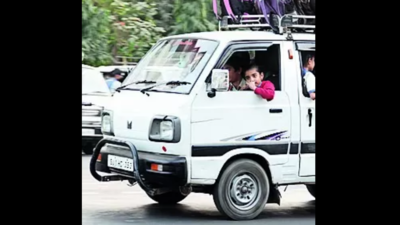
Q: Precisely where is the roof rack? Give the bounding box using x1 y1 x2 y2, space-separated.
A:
218 14 315 36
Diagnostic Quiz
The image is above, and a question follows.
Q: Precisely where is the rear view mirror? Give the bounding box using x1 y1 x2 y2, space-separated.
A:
211 69 229 91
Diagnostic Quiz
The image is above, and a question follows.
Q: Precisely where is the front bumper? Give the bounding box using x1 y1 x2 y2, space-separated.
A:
82 126 103 145
90 137 187 194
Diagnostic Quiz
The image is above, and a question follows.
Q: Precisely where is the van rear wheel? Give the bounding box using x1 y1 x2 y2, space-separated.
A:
146 191 188 205
213 159 270 220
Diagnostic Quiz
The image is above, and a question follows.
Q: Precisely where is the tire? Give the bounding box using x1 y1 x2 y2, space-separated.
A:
306 184 315 198
82 145 93 155
146 191 188 205
213 159 270 220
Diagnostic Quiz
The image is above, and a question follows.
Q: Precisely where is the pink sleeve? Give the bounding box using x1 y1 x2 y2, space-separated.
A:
254 81 275 101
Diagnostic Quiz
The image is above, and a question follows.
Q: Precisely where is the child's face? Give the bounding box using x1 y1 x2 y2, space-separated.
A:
308 57 315 70
245 68 264 86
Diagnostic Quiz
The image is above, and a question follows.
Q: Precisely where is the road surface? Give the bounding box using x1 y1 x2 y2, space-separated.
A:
82 155 315 225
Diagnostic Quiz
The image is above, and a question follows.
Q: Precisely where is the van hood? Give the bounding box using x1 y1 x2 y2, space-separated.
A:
108 91 191 144
82 94 112 108
110 91 189 114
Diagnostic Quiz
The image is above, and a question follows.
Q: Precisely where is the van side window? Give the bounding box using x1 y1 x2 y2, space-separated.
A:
299 51 315 98
253 44 281 91
218 44 282 91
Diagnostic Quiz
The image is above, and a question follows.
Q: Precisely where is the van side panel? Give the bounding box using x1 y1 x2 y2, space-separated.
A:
190 41 296 183
270 41 304 184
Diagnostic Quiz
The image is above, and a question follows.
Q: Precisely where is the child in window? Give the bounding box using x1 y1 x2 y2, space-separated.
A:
244 64 275 101
302 54 315 100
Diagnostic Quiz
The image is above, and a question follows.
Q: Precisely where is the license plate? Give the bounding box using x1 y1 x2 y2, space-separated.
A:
82 129 94 135
107 155 134 172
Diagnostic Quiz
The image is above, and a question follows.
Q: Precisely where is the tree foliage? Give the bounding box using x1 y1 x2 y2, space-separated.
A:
104 0 165 61
82 0 217 66
171 0 216 35
82 0 112 66
153 0 175 35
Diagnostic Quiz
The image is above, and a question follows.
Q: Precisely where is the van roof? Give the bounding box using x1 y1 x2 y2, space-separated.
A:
163 31 314 43
82 64 95 70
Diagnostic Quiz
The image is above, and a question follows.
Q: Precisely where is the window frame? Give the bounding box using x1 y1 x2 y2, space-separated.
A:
205 41 283 91
296 41 315 98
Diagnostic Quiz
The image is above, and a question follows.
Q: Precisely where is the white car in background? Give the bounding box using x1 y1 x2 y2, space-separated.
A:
97 65 135 72
82 64 112 154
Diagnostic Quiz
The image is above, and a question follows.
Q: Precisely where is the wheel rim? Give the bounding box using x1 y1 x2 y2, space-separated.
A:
227 173 261 211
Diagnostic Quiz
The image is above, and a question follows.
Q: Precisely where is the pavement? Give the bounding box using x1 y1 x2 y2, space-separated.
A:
82 155 315 225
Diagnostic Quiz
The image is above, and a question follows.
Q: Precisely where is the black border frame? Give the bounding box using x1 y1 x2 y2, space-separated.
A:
10 1 82 224
9 2 382 224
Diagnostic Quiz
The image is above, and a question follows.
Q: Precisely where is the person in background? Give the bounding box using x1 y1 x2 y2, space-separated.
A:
244 64 275 101
302 54 315 100
105 69 122 94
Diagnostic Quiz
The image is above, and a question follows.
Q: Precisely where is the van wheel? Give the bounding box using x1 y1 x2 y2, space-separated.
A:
306 184 315 198
146 191 188 205
213 159 270 220
82 145 93 155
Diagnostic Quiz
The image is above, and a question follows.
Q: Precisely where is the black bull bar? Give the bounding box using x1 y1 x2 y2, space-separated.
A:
89 137 151 193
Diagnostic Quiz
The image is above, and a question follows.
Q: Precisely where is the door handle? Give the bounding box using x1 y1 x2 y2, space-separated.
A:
269 109 282 113
308 109 312 127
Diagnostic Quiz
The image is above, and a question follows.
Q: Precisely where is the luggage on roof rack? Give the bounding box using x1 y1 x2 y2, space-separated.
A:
212 0 315 33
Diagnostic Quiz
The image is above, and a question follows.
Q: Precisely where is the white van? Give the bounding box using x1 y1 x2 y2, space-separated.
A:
82 64 112 154
89 15 315 220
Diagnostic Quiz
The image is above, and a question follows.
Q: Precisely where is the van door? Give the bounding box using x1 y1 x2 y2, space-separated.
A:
295 41 315 177
191 42 291 172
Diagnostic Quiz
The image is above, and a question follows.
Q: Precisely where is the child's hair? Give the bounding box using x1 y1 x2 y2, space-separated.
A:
245 63 262 73
225 56 242 71
303 54 314 67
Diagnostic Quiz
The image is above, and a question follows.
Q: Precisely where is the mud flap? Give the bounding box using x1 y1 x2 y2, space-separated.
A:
267 184 281 205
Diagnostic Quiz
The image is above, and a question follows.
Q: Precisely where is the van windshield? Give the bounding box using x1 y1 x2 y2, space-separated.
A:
82 67 111 96
122 38 218 94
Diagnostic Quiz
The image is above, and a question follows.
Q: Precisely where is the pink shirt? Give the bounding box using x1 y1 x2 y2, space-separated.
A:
254 81 275 101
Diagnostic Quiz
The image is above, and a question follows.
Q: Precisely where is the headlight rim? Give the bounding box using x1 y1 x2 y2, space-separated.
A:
101 110 114 136
148 115 181 143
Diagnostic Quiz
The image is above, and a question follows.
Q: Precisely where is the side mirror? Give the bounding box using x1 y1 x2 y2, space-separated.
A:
208 69 229 98
207 88 217 98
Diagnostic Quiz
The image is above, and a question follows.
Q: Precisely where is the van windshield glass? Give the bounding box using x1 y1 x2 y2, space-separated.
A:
82 67 111 95
122 38 218 94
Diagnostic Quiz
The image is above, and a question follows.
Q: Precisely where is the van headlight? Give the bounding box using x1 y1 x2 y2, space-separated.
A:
101 111 113 135
160 121 174 140
149 116 181 143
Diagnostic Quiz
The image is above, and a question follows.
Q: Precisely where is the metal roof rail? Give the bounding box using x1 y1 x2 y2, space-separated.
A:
218 14 315 35
218 14 271 31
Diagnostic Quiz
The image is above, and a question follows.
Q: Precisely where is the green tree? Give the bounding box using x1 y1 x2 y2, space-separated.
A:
82 0 164 65
152 0 175 35
82 0 112 66
95 0 164 62
171 0 217 35
117 1 163 60
82 0 219 66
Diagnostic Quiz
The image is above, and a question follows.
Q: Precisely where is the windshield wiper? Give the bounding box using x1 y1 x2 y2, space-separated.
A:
139 80 191 96
82 91 108 95
115 80 157 93
82 102 93 106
